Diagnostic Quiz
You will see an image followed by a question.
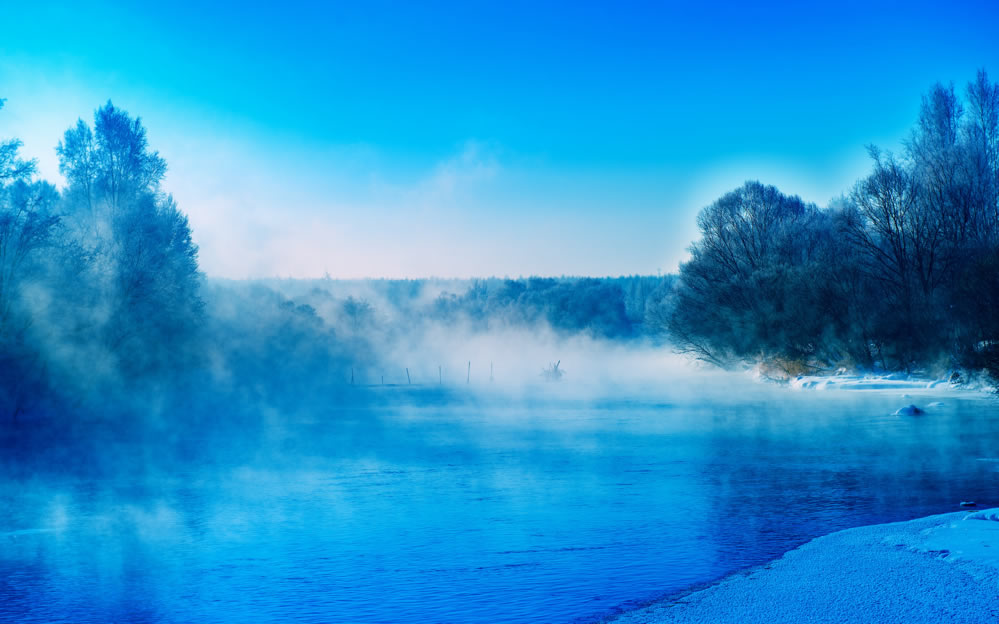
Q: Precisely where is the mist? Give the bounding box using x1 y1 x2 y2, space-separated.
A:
4 30 999 624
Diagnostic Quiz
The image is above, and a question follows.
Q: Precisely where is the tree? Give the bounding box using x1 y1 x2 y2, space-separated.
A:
56 119 98 225
664 72 999 381
0 100 62 419
963 70 999 245
340 296 374 333
0 99 36 183
57 102 202 377
0 181 61 326
666 181 831 369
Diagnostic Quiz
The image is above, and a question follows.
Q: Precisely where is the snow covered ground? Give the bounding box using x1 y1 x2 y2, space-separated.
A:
608 510 999 624
788 372 954 391
775 370 996 394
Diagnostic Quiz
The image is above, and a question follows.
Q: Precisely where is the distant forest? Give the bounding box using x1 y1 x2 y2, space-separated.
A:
1 70 997 421
254 274 672 339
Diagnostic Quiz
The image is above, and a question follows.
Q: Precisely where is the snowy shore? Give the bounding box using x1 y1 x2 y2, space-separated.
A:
747 368 996 395
608 510 999 624
787 372 957 392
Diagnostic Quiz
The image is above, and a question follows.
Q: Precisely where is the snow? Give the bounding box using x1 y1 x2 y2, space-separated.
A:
918 509 999 569
783 371 995 394
788 373 955 392
609 511 999 624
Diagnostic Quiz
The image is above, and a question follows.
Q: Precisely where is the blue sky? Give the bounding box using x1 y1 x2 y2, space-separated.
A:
2 1 997 277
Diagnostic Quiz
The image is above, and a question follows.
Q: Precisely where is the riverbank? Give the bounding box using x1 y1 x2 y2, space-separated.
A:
607 510 999 624
747 366 998 395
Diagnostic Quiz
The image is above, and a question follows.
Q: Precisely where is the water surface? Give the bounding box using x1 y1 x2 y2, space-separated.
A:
2 385 998 623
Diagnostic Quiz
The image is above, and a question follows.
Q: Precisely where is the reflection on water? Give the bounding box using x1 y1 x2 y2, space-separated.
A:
2 388 999 623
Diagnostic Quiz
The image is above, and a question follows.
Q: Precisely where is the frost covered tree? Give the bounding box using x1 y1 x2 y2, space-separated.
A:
57 101 201 377
665 181 836 370
666 71 999 379
0 99 36 183
0 99 63 419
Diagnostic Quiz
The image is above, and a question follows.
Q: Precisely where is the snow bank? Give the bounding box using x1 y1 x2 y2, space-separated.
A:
916 508 999 569
782 370 996 394
788 372 954 392
609 510 999 624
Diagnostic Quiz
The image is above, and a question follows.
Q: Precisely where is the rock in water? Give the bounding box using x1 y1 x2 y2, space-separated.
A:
894 404 925 416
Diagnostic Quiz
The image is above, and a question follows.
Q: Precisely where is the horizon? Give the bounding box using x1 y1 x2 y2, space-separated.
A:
2 0 997 278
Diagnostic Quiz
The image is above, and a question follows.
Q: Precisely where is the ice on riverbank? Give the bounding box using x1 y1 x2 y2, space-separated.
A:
609 510 999 624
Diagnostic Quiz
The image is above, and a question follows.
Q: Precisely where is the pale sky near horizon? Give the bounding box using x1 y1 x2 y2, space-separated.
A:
2 1 997 278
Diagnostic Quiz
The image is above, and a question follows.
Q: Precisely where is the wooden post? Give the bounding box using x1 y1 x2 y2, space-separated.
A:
490 361 494 382
381 375 384 386
406 368 411 385
467 361 471 384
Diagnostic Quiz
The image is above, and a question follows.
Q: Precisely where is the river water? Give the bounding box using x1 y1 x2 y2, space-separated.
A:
2 383 998 623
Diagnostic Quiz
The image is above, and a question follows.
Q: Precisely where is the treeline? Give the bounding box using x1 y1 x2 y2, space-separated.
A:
664 70 999 382
0 97 673 421
426 275 670 338
12 70 986 418
203 275 672 389
247 275 673 340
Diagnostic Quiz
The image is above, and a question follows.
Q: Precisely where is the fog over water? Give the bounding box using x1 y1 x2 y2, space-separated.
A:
3 343 998 623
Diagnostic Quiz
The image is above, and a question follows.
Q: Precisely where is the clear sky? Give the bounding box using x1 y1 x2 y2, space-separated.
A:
2 1 997 278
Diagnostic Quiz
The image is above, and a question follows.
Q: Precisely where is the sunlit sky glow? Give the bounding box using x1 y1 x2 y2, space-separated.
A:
2 0 997 278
